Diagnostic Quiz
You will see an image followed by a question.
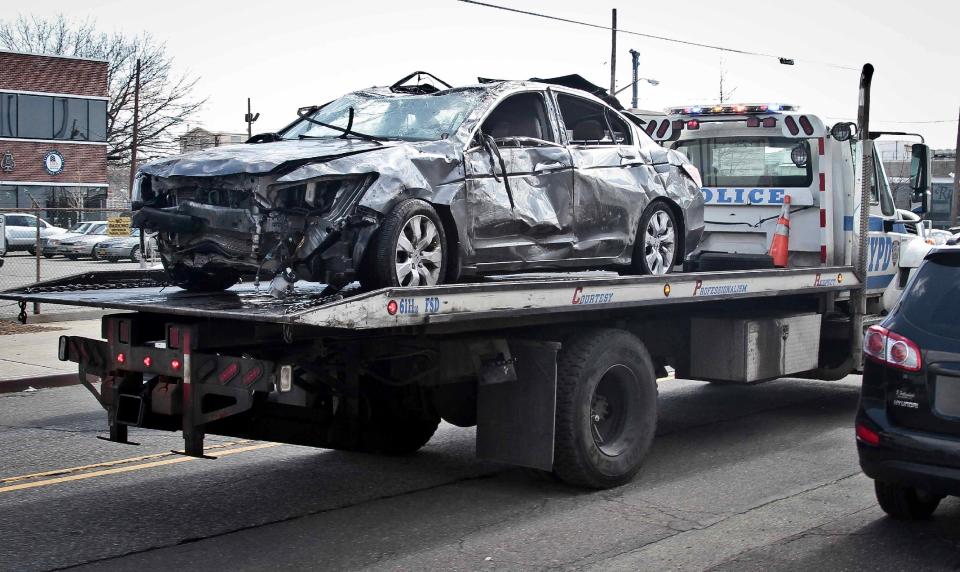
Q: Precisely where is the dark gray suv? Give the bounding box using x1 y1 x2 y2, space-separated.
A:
857 245 960 519
132 75 704 293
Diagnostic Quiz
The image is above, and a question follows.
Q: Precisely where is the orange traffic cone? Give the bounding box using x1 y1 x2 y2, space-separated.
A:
768 195 791 267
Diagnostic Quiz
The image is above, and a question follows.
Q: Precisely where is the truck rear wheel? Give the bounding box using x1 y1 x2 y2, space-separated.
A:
553 329 658 489
358 395 440 455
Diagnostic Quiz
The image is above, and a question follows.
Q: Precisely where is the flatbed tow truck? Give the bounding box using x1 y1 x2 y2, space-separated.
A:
0 64 931 489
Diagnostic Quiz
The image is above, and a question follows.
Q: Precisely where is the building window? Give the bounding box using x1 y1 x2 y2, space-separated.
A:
1 93 107 142
0 94 15 138
18 94 54 139
89 100 107 141
54 97 89 141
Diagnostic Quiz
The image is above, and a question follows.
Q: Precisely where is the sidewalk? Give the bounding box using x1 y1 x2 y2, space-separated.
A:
0 319 100 385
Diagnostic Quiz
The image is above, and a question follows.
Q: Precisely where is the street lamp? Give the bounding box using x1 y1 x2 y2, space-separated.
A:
617 49 661 109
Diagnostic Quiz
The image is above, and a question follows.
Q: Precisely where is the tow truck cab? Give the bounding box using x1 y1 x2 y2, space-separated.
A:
628 104 934 311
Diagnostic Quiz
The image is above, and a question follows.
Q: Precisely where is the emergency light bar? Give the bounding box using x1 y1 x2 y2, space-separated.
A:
667 103 798 115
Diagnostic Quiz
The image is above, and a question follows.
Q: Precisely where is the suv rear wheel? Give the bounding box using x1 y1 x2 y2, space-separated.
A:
874 480 942 519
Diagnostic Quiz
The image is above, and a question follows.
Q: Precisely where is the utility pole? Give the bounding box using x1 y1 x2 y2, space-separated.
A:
629 49 640 109
245 97 260 139
128 58 141 197
609 9 617 95
952 106 959 227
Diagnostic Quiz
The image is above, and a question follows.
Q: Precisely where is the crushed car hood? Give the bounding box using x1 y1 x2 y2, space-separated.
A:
138 138 402 178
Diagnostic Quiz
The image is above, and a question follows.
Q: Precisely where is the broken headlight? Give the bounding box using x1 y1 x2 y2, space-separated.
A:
269 174 372 215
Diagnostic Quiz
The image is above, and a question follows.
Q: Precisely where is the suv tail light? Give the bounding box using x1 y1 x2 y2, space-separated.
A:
863 325 922 372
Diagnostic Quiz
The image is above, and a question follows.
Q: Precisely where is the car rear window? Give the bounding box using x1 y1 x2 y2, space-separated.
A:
899 254 960 340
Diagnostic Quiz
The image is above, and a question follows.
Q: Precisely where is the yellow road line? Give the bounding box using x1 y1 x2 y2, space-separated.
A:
0 443 278 494
0 440 251 485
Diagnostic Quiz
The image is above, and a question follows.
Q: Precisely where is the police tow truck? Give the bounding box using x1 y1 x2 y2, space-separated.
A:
629 85 936 314
0 64 933 489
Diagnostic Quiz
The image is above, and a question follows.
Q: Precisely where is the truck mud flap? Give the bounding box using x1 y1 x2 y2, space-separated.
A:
476 340 560 471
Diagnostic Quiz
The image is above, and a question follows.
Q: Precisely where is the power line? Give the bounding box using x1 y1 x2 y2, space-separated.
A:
457 0 859 71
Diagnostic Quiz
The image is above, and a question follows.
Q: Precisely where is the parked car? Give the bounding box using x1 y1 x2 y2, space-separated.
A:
132 73 704 292
95 229 157 263
43 221 105 258
857 245 960 519
2 213 66 255
55 222 110 260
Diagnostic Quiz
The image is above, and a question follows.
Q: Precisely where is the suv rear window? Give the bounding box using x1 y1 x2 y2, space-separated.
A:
899 254 960 340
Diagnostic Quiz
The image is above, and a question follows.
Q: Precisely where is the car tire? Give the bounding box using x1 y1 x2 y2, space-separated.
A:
632 203 679 275
43 253 54 259
166 263 240 292
130 246 141 263
27 248 36 256
552 328 658 489
66 255 78 261
874 481 942 519
359 399 441 455
361 199 447 290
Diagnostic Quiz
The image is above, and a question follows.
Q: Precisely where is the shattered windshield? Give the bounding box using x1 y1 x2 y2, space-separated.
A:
283 89 482 142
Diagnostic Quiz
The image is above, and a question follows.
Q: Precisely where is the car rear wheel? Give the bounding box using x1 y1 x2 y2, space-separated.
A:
552 328 658 489
632 203 678 275
130 245 141 263
874 481 942 519
361 199 447 290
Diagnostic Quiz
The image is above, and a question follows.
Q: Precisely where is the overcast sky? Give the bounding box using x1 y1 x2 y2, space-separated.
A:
20 0 960 148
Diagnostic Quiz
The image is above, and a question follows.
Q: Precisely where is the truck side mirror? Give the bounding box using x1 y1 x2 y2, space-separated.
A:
909 144 930 214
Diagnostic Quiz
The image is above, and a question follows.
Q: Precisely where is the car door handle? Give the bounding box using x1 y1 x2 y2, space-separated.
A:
534 161 564 172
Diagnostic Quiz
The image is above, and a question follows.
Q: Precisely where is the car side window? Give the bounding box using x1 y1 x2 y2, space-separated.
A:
480 92 556 147
605 109 633 145
556 94 620 146
22 216 38 228
6 215 24 227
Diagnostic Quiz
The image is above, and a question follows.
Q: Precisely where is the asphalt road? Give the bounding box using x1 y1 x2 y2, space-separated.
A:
1 376 958 571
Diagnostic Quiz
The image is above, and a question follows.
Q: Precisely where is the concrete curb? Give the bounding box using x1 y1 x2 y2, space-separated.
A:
0 373 80 394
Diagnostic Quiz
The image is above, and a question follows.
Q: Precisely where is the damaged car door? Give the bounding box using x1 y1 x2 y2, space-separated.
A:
555 92 648 261
463 91 574 268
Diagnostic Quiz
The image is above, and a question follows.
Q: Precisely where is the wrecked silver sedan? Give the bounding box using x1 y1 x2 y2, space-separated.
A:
132 74 704 293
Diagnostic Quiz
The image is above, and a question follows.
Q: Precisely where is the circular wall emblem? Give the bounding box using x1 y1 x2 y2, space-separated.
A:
43 150 65 175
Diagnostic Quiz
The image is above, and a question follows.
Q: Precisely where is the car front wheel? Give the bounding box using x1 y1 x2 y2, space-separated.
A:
361 199 447 290
633 203 679 275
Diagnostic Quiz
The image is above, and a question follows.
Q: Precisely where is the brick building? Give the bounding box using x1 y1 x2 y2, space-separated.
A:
0 49 109 227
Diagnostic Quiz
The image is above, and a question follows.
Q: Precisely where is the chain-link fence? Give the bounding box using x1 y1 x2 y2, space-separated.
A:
0 207 159 319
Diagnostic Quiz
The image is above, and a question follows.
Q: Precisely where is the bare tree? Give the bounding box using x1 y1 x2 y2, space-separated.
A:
718 57 738 104
0 14 205 163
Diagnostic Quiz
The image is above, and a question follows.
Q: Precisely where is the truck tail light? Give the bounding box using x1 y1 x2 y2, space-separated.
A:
116 352 126 364
746 117 760 128
863 325 922 372
218 363 239 383
686 120 699 130
762 117 777 128
171 358 182 371
143 356 152 368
